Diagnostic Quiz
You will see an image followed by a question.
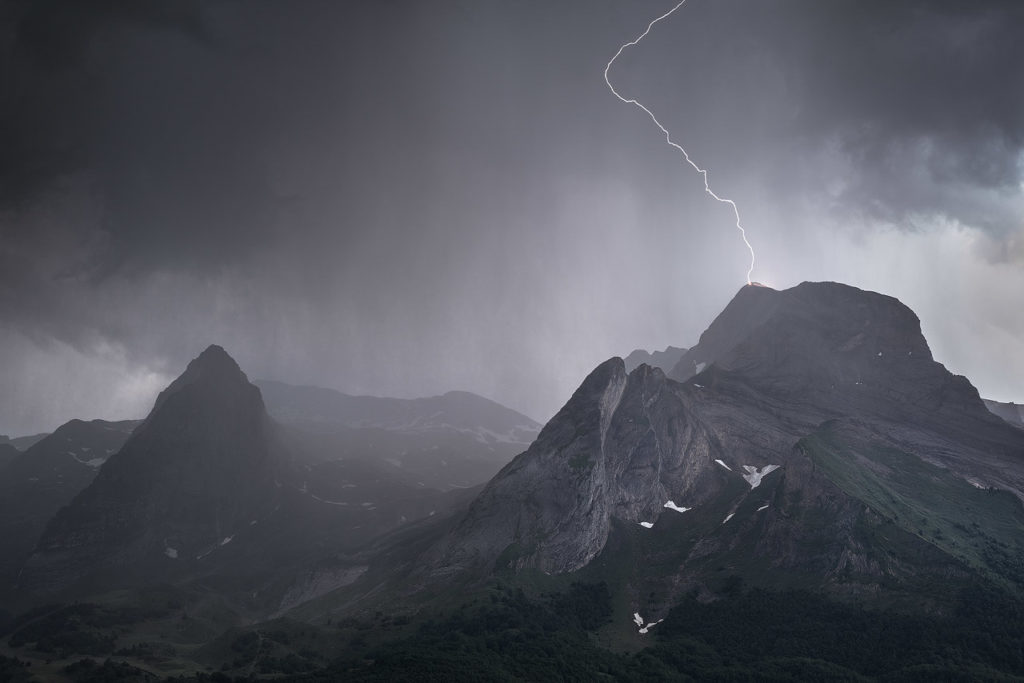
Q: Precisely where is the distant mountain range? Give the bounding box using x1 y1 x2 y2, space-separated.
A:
256 380 539 491
985 399 1024 429
622 345 687 373
0 433 49 451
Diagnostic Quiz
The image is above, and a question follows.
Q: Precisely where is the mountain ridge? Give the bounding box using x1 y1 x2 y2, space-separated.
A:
379 281 1024 606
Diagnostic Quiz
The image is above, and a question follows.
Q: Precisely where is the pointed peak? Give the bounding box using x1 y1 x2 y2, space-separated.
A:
177 344 248 385
192 344 242 373
150 345 253 414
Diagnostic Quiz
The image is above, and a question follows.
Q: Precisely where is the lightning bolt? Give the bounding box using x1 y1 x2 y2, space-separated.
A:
604 0 756 285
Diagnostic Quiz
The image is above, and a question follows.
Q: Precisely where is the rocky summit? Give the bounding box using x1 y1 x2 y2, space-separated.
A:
421 282 1024 605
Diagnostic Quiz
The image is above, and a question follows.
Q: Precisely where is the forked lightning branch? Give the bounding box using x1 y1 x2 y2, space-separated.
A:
604 0 757 285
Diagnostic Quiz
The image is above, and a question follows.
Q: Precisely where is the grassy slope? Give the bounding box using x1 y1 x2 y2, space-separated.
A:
802 421 1024 592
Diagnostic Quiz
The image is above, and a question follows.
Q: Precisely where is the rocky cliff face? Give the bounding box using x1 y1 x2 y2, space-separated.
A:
424 282 1024 595
19 346 285 598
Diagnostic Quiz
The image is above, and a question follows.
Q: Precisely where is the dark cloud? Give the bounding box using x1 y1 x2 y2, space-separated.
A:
0 0 204 202
1 0 1022 434
625 0 1024 242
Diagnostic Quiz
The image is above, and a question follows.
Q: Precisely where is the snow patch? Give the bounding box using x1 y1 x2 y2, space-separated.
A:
715 459 733 472
309 493 349 506
664 500 690 513
220 535 234 546
741 464 780 489
722 513 735 524
757 504 769 512
639 521 654 529
164 547 178 559
633 612 662 633
639 619 663 634
469 425 537 446
695 362 707 373
69 450 109 468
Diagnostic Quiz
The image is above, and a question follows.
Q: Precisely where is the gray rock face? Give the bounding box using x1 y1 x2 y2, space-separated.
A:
19 345 284 598
428 281 1024 581
666 282 1024 496
431 361 798 575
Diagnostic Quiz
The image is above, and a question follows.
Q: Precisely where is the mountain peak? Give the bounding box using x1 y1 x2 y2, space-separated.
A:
195 343 238 367
669 280 932 381
19 344 280 597
186 344 245 380
417 279 1024 596
151 344 250 413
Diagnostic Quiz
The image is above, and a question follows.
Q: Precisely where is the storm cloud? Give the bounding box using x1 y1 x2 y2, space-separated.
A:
1 0 1022 435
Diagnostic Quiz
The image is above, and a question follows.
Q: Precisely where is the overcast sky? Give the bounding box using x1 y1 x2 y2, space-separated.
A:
2 0 1023 436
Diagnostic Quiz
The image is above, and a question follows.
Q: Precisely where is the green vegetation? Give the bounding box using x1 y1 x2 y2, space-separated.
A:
6 579 1024 680
64 657 158 681
0 655 35 682
270 580 1024 681
803 422 1024 590
299 581 620 682
651 584 1024 679
8 603 164 658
